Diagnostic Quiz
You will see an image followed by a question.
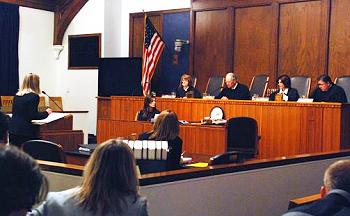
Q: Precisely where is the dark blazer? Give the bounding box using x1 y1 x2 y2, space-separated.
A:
215 83 251 100
283 189 350 216
269 88 300 101
137 108 160 121
9 93 48 137
311 84 348 103
138 132 183 171
176 86 202 98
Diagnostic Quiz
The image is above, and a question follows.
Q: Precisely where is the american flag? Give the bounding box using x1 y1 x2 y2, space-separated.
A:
142 17 165 96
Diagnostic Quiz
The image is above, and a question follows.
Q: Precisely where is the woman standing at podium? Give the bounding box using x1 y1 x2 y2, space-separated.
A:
9 73 52 148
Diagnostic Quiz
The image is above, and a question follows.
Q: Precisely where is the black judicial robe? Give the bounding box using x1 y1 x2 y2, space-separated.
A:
215 83 251 100
311 84 347 103
175 86 202 98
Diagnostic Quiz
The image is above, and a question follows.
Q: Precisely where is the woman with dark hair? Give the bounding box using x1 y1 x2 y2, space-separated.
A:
31 139 148 216
0 145 48 216
9 73 52 147
311 74 347 103
176 74 202 98
138 110 183 170
269 74 300 101
137 95 160 121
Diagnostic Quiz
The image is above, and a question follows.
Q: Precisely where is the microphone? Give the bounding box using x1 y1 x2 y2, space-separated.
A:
42 91 63 111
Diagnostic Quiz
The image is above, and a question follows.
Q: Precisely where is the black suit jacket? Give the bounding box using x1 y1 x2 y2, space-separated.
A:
9 93 48 137
269 88 300 101
283 190 350 216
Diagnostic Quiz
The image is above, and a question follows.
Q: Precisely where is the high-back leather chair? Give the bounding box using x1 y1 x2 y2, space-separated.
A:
249 75 269 97
291 76 311 98
335 76 350 102
22 140 66 163
205 76 224 97
227 117 259 159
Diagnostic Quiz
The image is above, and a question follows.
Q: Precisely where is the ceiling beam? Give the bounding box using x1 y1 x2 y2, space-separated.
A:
0 0 56 11
53 0 89 45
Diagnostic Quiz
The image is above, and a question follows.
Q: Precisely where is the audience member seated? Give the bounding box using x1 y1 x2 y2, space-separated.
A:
176 74 202 98
311 75 347 103
137 95 160 121
30 139 148 216
0 111 9 144
0 145 48 216
283 160 350 216
138 110 183 171
215 73 251 100
269 75 300 101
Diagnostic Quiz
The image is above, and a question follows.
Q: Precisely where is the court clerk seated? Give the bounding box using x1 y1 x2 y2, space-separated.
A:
283 160 350 216
311 74 347 103
136 95 160 121
0 111 9 145
269 75 300 101
215 73 251 100
138 110 182 171
175 74 202 98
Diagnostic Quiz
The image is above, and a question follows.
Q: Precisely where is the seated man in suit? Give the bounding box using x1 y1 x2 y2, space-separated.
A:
283 160 350 216
0 111 9 145
215 73 251 100
311 75 347 103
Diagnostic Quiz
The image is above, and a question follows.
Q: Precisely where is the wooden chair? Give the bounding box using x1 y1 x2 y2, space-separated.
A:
48 96 63 111
22 140 66 163
0 96 14 113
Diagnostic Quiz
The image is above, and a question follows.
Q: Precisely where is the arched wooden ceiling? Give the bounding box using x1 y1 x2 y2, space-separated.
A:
0 0 89 45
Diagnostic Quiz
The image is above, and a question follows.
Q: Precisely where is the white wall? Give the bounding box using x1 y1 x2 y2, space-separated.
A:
18 7 57 94
56 0 105 135
18 0 190 136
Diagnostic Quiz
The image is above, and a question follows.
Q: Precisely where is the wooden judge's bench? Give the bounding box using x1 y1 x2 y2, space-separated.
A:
97 96 350 159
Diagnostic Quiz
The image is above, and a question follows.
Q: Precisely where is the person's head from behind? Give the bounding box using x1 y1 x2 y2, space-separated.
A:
317 74 333 92
143 95 156 110
321 160 350 198
150 110 179 140
0 145 48 216
225 73 238 89
179 74 193 88
77 139 139 215
0 112 9 144
17 73 41 96
276 74 291 90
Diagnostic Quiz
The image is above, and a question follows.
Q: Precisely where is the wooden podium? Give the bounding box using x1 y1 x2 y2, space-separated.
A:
37 114 83 151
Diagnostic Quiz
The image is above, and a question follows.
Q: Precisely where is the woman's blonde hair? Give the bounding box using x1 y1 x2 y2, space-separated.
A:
76 139 139 215
149 110 179 140
16 73 41 96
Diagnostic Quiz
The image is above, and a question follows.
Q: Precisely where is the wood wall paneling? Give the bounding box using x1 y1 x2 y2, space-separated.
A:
278 1 328 87
233 5 275 86
328 0 350 79
193 9 231 92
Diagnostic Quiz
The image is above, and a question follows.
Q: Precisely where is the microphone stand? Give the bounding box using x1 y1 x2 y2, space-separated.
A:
42 91 63 111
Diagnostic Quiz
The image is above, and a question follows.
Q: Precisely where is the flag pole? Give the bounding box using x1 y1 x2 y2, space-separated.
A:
141 11 149 96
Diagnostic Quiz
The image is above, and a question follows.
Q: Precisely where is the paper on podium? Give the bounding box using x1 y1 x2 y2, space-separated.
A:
32 112 69 125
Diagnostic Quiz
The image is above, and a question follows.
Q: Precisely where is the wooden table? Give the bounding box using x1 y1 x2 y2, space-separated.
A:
97 96 350 159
